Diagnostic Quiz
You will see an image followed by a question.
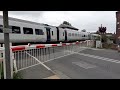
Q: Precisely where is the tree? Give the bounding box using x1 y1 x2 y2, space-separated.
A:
81 29 86 32
96 31 99 34
63 21 71 26
101 35 107 43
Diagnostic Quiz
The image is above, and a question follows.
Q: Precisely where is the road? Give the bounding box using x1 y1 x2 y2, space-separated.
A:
44 48 120 79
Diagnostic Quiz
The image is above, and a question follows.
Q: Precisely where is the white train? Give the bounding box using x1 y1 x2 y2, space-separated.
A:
0 15 95 44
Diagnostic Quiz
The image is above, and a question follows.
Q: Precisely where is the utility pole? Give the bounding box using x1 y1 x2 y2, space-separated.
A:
3 11 11 79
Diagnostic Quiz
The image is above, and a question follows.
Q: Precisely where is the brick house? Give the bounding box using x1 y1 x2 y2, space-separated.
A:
116 11 120 44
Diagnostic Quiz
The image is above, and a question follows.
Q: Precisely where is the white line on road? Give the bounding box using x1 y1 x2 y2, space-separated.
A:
43 48 87 63
72 61 97 69
25 52 52 71
71 51 120 64
43 48 120 64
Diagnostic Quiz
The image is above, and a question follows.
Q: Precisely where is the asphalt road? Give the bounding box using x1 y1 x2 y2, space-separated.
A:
44 48 120 79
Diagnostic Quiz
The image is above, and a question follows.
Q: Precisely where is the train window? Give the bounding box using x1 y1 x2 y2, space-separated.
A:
23 27 33 34
52 31 53 36
0 25 3 33
69 33 71 36
35 29 44 35
82 35 85 37
75 33 77 36
72 33 74 36
63 32 64 36
12 26 21 34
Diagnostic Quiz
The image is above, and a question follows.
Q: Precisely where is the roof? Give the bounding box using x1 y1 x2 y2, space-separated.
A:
0 15 55 27
58 24 79 31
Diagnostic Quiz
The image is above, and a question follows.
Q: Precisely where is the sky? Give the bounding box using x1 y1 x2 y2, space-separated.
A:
0 11 117 33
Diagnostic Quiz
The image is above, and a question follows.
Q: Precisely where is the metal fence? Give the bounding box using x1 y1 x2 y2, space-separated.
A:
12 40 94 72
0 40 95 79
0 47 4 79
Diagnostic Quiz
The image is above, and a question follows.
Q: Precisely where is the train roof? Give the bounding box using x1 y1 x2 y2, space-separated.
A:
0 15 55 27
58 24 79 31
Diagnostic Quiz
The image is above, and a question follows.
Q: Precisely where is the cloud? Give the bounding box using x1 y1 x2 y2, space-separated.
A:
0 11 117 33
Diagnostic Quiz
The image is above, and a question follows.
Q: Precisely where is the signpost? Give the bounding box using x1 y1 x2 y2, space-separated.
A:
3 11 12 79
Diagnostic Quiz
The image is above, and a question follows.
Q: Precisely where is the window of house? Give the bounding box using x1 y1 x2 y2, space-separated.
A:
35 29 44 35
12 26 21 34
23 27 33 34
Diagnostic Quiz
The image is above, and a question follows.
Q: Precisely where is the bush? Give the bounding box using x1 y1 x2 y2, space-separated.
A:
13 72 23 79
0 62 22 79
102 43 118 50
0 62 4 79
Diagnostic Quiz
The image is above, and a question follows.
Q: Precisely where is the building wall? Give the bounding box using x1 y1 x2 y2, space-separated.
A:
116 11 120 43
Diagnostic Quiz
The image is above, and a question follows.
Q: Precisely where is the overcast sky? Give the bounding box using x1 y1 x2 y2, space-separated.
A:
0 11 117 33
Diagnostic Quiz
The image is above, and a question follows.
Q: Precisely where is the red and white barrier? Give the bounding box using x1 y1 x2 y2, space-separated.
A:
0 40 95 76
10 40 94 52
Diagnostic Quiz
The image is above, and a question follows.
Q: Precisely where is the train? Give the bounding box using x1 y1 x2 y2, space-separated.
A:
0 15 97 45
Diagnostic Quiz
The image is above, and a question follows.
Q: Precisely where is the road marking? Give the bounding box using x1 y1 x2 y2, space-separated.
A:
43 52 74 63
70 51 120 64
15 51 52 72
16 48 87 71
43 75 60 79
72 61 96 69
43 48 87 63
89 48 104 50
53 70 71 79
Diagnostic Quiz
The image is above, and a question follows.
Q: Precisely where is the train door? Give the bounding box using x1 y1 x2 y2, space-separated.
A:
65 30 67 41
46 28 51 42
56 27 59 41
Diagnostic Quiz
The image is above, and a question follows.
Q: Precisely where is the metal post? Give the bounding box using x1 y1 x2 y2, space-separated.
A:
100 35 102 48
3 11 12 79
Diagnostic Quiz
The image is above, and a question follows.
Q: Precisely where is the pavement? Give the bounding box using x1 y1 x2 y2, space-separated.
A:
44 75 60 79
19 64 58 79
18 47 120 79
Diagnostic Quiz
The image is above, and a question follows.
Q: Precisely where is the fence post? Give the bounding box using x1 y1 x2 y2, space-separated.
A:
9 42 13 78
3 45 6 79
0 44 3 59
0 46 2 79
10 48 13 79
